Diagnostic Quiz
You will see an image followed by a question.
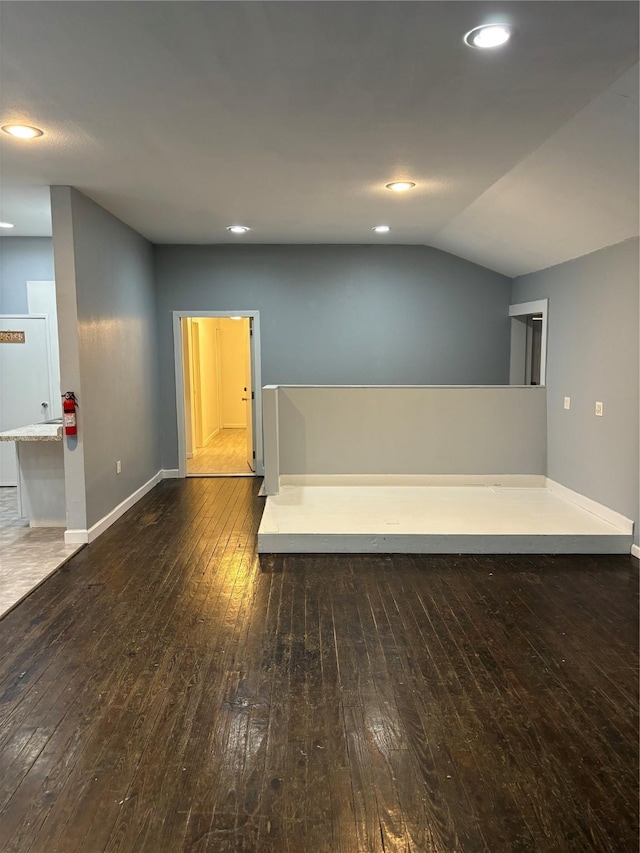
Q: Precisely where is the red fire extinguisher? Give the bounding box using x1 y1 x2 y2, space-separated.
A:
62 392 78 436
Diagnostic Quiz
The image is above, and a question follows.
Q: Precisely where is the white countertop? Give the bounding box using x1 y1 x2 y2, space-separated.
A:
0 423 63 441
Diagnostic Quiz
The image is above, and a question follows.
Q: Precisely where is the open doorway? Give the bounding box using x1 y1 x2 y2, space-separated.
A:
509 299 548 386
174 312 262 477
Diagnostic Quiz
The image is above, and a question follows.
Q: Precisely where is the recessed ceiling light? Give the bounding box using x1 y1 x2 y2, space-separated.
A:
464 24 513 49
230 316 243 320
226 225 250 234
0 221 15 229
372 225 391 233
1 124 44 139
385 181 416 192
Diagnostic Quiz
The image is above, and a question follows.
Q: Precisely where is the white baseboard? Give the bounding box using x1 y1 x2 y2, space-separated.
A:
161 469 181 479
546 478 634 534
279 473 546 488
64 528 90 545
64 470 163 546
631 544 640 559
204 428 220 447
223 423 246 430
186 451 193 460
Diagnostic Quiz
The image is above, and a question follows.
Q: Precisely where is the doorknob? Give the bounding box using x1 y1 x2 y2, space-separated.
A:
241 397 248 401
42 402 49 408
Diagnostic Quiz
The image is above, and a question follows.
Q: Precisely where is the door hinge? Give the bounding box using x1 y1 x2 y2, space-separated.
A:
252 450 256 459
251 391 255 400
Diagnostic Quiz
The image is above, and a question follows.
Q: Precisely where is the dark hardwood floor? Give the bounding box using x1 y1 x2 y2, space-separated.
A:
0 477 637 852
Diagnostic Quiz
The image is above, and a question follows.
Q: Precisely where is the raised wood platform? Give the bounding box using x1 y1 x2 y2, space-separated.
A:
259 484 633 554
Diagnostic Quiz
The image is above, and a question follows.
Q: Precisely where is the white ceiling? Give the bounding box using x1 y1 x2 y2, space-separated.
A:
0 1 638 276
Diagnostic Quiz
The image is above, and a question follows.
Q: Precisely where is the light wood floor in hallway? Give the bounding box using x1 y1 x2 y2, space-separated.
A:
0 477 637 852
187 427 252 475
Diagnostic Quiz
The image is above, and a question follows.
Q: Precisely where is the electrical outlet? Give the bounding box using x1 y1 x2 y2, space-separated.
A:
563 397 571 410
595 401 603 417
116 460 122 474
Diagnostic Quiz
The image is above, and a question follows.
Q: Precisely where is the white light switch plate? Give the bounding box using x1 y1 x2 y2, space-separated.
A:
595 401 603 417
563 397 570 409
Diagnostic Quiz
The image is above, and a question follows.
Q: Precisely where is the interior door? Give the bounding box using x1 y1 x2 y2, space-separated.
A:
181 318 193 459
0 316 53 485
191 321 203 449
244 319 254 472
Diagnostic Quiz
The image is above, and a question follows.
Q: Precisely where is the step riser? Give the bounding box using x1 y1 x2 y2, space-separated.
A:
258 533 633 555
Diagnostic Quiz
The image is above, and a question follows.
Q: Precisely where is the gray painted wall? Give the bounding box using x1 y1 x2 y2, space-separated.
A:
0 237 54 314
512 238 639 541
154 245 512 469
51 187 161 529
275 385 547 476
51 189 87 531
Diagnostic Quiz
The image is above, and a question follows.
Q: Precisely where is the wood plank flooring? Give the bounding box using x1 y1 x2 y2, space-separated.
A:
0 477 637 852
187 429 252 475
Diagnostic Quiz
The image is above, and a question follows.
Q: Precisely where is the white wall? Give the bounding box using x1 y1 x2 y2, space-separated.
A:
263 385 547 490
195 318 221 444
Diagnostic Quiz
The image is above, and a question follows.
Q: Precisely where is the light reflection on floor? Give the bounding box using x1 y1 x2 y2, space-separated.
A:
187 428 253 475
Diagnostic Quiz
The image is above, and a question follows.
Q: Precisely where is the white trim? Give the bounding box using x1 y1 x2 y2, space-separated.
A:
280 474 547 488
262 383 543 389
64 471 162 545
546 478 634 534
222 423 246 430
258 532 632 555
262 386 280 495
204 427 220 446
509 299 548 318
172 311 264 478
509 298 548 386
631 544 640 559
63 529 90 545
162 469 181 479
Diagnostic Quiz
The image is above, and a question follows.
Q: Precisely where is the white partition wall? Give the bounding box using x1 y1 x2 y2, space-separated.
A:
263 385 547 492
260 385 634 554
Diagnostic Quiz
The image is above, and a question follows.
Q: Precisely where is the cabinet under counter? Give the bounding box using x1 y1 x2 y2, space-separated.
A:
0 423 66 527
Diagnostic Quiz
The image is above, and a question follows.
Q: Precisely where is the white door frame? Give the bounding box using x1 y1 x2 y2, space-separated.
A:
509 299 548 386
172 310 264 477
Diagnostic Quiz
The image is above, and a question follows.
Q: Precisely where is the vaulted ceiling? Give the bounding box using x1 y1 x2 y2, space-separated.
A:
0 1 638 276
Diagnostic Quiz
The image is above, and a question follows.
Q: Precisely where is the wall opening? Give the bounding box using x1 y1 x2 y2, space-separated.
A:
509 299 548 386
173 311 262 477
